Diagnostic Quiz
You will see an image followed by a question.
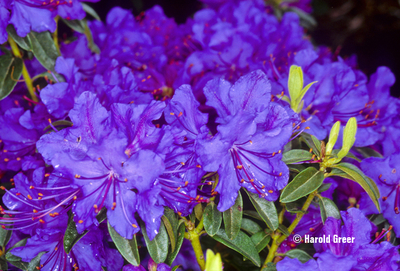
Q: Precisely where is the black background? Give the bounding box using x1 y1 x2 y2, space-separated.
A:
88 0 400 97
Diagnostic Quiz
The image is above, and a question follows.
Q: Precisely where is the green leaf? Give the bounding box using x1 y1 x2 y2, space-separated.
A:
317 183 332 193
205 250 223 271
250 231 271 253
108 222 140 266
278 224 290 236
141 221 168 263
6 25 32 51
82 3 101 20
326 121 340 156
28 31 60 72
261 263 277 271
288 164 306 174
61 18 87 33
212 229 261 267
0 218 12 247
318 197 340 223
246 191 279 231
355 147 383 159
96 207 107 223
285 249 313 263
64 216 89 253
223 192 243 240
0 258 7 271
331 162 380 212
288 65 303 109
282 149 313 164
240 218 262 235
194 204 204 221
171 267 180 271
5 238 27 261
280 167 324 203
27 251 46 271
297 81 317 106
43 120 74 131
0 54 23 100
203 202 222 236
286 200 305 214
162 215 176 252
337 117 357 160
301 133 321 157
165 223 185 266
370 214 386 226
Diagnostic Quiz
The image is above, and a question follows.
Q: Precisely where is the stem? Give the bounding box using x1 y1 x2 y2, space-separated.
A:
8 37 38 102
185 217 205 271
278 204 285 224
53 16 61 55
262 192 316 268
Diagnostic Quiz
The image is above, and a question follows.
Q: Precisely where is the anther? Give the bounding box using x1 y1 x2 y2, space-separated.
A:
392 169 396 174
184 181 188 186
44 173 50 177
33 209 38 213
78 220 83 224
73 196 77 200
27 195 33 200
112 202 116 210
4 158 9 162
279 172 283 177
39 219 45 224
124 178 128 182
249 140 253 144
309 148 313 153
236 165 243 170
180 162 185 166
29 186 34 189
170 112 175 115
240 179 245 183
196 165 201 168
250 179 254 183
38 193 43 196
16 157 21 161
177 187 181 191
75 174 81 178
261 185 265 189
132 224 138 228
268 190 273 194
178 112 183 117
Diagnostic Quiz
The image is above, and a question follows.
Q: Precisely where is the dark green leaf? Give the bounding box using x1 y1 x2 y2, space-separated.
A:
301 133 321 157
285 201 305 214
285 249 313 263
96 207 107 223
101 267 108 271
0 258 7 271
28 251 46 271
212 229 261 267
355 147 383 159
280 167 324 203
223 192 243 240
6 238 27 261
278 224 290 236
246 191 279 231
162 215 176 252
165 223 185 265
141 221 168 263
288 164 306 174
261 262 277 271
28 31 59 72
44 120 73 131
6 25 32 51
250 231 271 253
194 204 204 221
64 216 89 253
0 55 23 100
203 202 222 236
108 222 140 266
282 150 313 164
61 18 86 33
318 197 340 223
240 218 262 235
171 266 180 271
317 183 332 193
243 210 263 221
332 163 380 212
0 218 12 247
82 3 101 20
370 214 386 226
7 260 28 270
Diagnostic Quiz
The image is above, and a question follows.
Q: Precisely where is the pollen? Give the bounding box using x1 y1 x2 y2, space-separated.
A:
176 187 181 191
94 204 98 209
170 112 175 115
178 212 182 216
272 152 276 156
309 148 313 153
38 193 43 196
44 173 50 177
2 150 6 153
236 165 243 170
75 174 81 178
178 112 183 117
124 178 128 182
261 185 265 189
250 179 254 183
73 196 77 200
38 197 42 200
196 165 201 168
112 202 117 210
29 185 34 189
240 179 245 183
180 162 185 165
184 181 188 186
279 172 283 177
0 186 5 190
39 219 45 224
27 195 33 200
78 220 84 224
33 209 38 213
268 190 273 194
4 158 9 162
1 225 5 229
132 224 138 228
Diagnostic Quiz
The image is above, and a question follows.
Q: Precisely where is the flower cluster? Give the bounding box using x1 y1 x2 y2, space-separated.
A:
0 0 399 270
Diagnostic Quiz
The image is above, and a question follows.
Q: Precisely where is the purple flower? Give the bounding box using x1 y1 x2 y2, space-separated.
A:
197 70 293 211
360 153 400 237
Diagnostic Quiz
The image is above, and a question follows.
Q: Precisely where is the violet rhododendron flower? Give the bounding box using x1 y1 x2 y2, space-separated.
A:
0 0 400 270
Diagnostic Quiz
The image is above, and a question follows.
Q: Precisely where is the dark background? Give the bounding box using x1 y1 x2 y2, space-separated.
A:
88 0 400 97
